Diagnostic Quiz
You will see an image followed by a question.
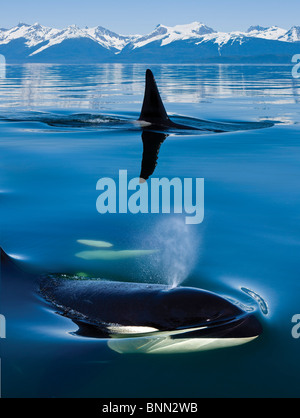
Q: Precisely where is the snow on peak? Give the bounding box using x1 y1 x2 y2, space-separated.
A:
54 24 90 39
280 26 300 42
246 25 287 40
132 21 216 49
0 23 60 47
161 22 216 46
196 30 246 48
85 26 137 51
30 25 95 56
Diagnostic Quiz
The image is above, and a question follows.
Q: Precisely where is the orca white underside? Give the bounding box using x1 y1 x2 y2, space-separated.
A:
105 323 259 354
108 335 258 354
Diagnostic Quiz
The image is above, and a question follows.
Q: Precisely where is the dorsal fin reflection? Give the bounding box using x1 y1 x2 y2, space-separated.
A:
139 130 168 182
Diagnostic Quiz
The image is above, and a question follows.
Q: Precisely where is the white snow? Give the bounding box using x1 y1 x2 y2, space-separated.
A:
196 26 288 48
0 23 60 48
30 25 94 56
246 25 287 41
85 26 139 50
280 26 300 42
132 22 215 49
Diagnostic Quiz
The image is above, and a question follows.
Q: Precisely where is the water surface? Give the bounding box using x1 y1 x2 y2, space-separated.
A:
0 64 300 398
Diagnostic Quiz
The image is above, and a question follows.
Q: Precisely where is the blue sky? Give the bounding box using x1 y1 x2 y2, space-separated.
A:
1 0 300 34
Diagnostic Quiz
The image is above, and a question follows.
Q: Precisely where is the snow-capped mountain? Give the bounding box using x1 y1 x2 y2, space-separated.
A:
280 26 300 42
0 22 60 48
128 22 216 50
85 26 139 51
246 25 287 40
0 22 137 54
29 24 140 56
0 21 299 63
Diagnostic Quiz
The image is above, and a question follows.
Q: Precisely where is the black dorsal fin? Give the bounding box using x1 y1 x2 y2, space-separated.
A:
139 69 171 125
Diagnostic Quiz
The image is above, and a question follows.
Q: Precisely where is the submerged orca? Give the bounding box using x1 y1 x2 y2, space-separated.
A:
0 248 263 354
1 247 263 354
1 241 263 354
39 273 263 354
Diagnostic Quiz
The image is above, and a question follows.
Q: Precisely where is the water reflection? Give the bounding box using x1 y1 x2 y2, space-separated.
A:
0 64 300 109
139 130 168 181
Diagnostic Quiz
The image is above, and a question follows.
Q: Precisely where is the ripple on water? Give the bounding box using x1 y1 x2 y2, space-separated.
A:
0 110 275 135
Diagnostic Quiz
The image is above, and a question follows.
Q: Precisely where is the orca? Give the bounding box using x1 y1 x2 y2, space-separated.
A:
1 247 263 354
39 273 263 354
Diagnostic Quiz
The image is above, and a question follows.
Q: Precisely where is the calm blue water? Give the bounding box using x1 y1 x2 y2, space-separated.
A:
1 64 300 398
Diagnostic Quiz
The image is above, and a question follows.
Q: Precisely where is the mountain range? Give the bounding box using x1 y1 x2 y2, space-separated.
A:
0 21 299 63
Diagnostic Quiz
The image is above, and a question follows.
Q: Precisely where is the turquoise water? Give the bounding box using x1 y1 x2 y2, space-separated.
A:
0 64 300 398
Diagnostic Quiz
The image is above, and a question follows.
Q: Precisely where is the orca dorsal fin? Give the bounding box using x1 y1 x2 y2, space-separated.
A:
139 69 171 125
